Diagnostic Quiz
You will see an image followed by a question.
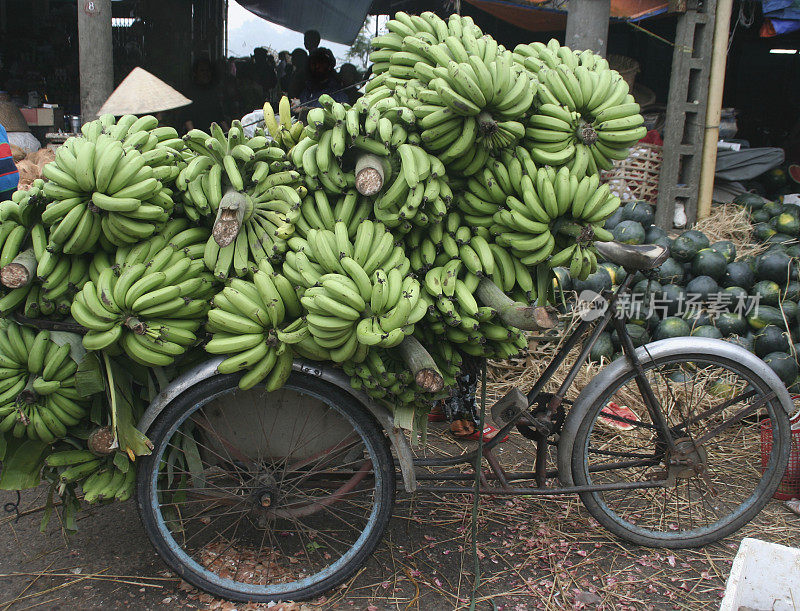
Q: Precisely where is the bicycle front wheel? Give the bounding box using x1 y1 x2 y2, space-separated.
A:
137 372 395 603
569 346 791 548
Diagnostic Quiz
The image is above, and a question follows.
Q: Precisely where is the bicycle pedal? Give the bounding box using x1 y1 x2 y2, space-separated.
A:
490 388 529 426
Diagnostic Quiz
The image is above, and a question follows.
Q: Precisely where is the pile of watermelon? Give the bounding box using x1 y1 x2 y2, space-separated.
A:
561 197 800 392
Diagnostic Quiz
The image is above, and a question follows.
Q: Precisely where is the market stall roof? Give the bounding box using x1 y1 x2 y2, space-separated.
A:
232 0 373 44
464 0 669 31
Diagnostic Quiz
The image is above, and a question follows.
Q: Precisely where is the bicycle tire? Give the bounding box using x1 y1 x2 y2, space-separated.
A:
568 347 791 548
136 371 395 602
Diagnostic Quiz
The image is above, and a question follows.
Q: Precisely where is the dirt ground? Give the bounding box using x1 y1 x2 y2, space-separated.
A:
0 420 799 611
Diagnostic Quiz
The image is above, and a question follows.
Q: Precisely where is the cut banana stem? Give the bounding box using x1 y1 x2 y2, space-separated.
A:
398 335 444 393
17 375 38 408
87 425 118 455
212 189 249 247
476 278 557 331
1 249 37 288
355 154 385 196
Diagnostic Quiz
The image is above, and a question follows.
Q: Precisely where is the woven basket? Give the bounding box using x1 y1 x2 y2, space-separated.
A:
601 142 662 205
608 55 640 90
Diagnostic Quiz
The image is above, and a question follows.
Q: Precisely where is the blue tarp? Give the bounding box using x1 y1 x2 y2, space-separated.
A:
233 0 372 45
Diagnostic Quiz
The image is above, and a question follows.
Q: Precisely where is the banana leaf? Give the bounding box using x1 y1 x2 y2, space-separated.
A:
0 438 48 490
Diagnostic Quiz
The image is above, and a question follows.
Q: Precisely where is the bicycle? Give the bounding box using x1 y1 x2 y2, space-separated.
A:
134 240 794 603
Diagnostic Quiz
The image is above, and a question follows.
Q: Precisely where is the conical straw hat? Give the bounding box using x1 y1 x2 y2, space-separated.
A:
0 101 29 132
97 67 192 116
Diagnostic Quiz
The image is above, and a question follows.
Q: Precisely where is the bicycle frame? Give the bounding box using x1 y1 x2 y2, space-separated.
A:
411 273 778 496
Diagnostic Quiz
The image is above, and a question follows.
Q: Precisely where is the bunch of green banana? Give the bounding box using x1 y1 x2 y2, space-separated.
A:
1 179 50 223
205 261 300 390
201 182 303 280
343 347 447 411
73 244 209 365
369 11 535 167
81 113 186 156
177 119 293 219
294 189 373 239
33 251 91 304
0 325 91 443
514 40 646 171
283 221 426 351
263 96 308 151
372 144 450 230
45 449 136 504
41 139 174 249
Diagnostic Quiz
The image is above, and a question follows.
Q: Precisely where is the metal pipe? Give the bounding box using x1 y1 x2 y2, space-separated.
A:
415 480 666 496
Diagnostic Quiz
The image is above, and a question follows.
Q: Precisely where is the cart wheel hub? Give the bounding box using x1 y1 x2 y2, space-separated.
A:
667 437 707 479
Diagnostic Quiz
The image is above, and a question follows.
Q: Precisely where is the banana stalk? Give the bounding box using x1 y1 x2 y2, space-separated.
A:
0 249 37 288
397 335 444 393
475 278 558 331
212 189 250 247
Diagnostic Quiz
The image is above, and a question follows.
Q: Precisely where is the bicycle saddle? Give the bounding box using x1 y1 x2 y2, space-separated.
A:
595 241 669 270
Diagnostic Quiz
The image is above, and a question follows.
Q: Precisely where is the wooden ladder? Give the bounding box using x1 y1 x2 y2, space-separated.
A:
654 0 717 229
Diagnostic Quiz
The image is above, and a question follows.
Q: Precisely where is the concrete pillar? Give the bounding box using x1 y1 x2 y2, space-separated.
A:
78 0 113 123
565 0 611 56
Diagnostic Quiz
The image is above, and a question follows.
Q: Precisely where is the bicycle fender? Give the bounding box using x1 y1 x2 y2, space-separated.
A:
556 337 795 487
137 358 418 493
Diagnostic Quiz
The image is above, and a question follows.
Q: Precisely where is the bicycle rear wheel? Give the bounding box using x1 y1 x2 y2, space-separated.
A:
137 372 395 602
569 347 791 548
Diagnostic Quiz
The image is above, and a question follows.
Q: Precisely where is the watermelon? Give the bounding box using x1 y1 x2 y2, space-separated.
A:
781 300 798 321
710 241 737 263
756 250 792 284
747 305 786 329
655 258 684 284
763 200 783 217
754 325 791 357
728 333 755 353
671 233 702 262
772 214 800 236
597 262 618 285
785 244 800 259
692 249 727 281
575 268 612 294
612 220 646 245
683 308 712 329
645 225 667 243
622 201 655 226
753 223 777 242
692 325 723 339
651 236 672 252
722 286 748 308
632 279 662 297
762 167 788 192
603 207 625 230
660 284 685 316
598 401 639 431
722 261 754 290
784 281 800 301
654 317 691 340
610 324 650 348
553 267 572 292
752 280 781 306
715 312 748 336
789 163 800 185
763 351 797 385
683 230 710 250
750 209 771 224
589 332 614 363
766 233 794 245
733 192 766 209
685 275 719 300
